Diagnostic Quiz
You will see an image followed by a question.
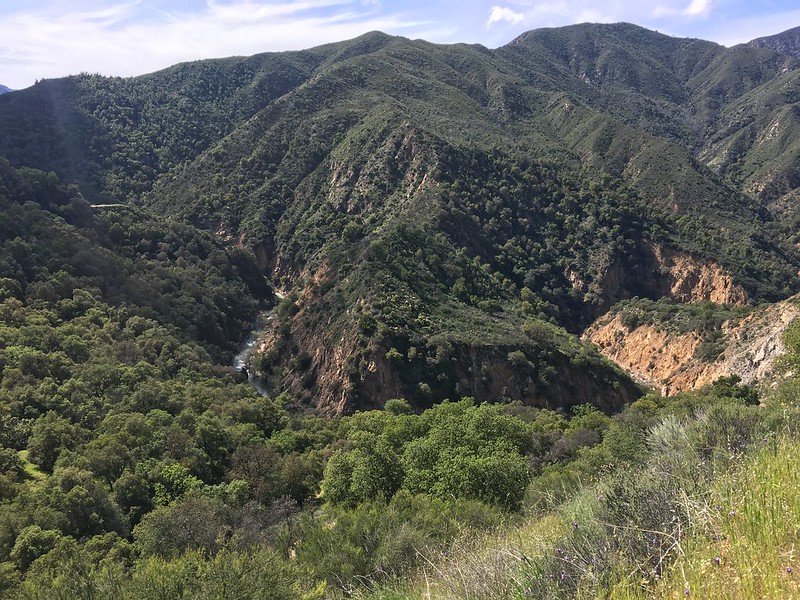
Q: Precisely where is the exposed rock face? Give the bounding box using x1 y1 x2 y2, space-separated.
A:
592 241 748 312
326 124 437 215
251 237 745 415
649 244 748 305
585 297 800 394
586 313 699 392
261 306 641 416
252 262 641 415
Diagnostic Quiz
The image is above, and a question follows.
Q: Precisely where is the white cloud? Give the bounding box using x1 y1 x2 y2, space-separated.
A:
487 6 525 27
574 9 615 24
489 0 719 30
684 0 710 17
654 0 712 18
0 1 441 89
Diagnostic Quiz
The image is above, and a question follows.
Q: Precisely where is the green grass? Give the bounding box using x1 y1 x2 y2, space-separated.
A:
17 450 46 483
608 437 800 599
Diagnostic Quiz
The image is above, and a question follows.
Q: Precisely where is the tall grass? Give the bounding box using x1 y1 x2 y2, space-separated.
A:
356 405 800 599
355 513 568 599
608 437 800 599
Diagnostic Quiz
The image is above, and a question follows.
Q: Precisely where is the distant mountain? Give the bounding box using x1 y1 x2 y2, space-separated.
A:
0 84 11 95
1 23 800 414
747 25 800 58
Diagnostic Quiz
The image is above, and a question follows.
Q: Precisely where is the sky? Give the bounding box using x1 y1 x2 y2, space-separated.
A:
1 0 799 89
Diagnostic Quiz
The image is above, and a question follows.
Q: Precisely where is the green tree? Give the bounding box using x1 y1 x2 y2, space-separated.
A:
133 495 226 559
9 526 63 570
27 413 86 473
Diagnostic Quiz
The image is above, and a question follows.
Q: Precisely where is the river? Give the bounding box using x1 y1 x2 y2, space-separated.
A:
233 290 285 396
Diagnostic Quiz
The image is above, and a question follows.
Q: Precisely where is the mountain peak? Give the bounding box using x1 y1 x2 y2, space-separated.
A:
506 22 672 47
0 84 11 95
747 25 800 58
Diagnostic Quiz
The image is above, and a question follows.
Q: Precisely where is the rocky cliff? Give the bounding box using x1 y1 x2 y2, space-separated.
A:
583 241 748 318
586 296 800 394
245 238 749 414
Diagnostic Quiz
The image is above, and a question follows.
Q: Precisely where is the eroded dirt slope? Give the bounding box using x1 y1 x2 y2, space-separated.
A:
585 296 800 394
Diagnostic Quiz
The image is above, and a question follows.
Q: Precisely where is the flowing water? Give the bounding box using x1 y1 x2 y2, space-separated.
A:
233 290 285 396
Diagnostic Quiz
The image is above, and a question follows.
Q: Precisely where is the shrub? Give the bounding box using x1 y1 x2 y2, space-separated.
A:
10 526 63 571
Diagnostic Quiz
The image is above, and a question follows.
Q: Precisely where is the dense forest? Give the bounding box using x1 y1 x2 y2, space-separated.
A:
3 162 800 597
2 20 800 599
0 164 627 595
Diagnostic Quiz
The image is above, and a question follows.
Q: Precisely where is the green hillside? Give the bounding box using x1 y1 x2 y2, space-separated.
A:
2 22 800 597
747 25 800 58
0 49 329 202
144 27 799 410
2 25 800 412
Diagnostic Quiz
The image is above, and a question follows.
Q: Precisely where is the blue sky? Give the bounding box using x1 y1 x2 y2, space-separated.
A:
1 0 799 89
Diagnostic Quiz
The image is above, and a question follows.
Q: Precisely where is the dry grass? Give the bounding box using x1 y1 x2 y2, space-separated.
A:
355 513 568 599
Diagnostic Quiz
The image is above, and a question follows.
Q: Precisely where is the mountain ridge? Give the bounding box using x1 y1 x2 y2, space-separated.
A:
747 24 800 58
2 22 800 414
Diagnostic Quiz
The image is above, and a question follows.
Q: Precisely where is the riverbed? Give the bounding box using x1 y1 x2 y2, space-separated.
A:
233 290 286 396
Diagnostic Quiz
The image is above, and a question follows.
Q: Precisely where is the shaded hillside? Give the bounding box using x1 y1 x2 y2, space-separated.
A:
0 159 267 359
0 49 333 202
0 85 11 95
2 25 800 412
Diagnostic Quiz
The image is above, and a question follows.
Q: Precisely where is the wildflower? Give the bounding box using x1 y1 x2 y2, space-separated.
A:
713 557 721 565
572 521 579 530
684 587 690 596
728 510 736 517
787 566 794 574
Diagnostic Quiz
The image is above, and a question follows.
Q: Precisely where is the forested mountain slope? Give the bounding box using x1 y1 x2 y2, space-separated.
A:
0 49 331 202
2 24 800 415
148 26 800 412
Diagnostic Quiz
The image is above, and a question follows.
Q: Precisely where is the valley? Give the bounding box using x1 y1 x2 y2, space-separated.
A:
2 19 800 599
